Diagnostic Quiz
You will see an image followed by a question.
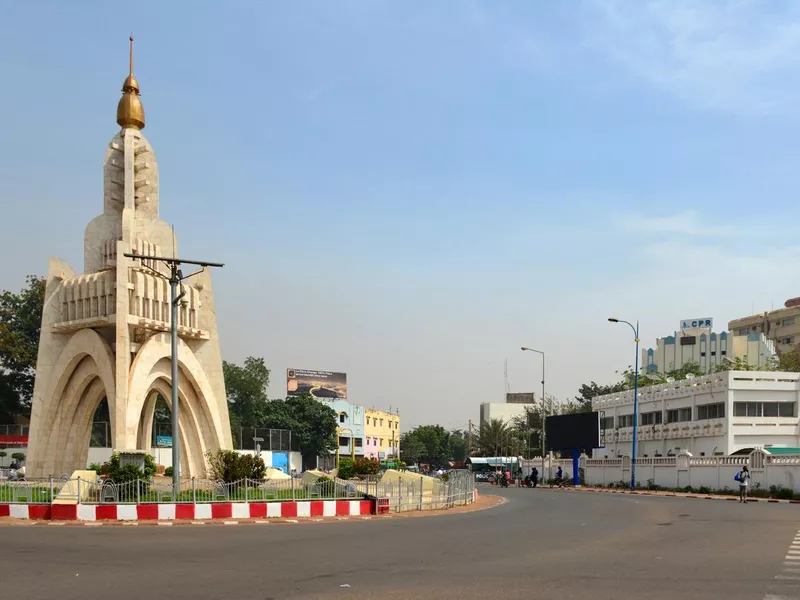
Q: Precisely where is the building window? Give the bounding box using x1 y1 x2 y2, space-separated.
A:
601 416 614 430
338 436 351 446
641 411 663 426
618 414 634 428
782 337 794 345
339 413 346 424
380 438 384 446
697 403 725 420
380 419 384 426
366 417 370 425
721 350 727 356
738 328 748 335
666 408 692 423
734 402 796 418
355 438 363 448
785 318 796 327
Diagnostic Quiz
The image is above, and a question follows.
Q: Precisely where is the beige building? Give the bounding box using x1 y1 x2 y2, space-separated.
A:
642 327 775 374
729 298 800 355
364 409 400 461
26 40 232 478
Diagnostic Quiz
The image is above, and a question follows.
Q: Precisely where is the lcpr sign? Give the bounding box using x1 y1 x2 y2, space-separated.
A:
680 317 713 330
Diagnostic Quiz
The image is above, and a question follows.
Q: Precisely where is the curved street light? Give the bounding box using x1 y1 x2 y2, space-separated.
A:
521 346 546 478
608 317 640 489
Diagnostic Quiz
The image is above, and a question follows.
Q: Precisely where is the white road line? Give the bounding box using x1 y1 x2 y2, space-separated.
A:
767 529 800 600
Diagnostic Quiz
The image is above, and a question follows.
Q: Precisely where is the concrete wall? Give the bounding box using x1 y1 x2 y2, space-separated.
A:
521 451 800 492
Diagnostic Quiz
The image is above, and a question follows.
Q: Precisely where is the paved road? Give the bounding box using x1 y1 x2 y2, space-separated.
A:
2 488 800 599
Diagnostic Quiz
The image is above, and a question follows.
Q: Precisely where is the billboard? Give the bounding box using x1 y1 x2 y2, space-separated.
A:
680 317 713 330
287 368 347 399
545 412 601 451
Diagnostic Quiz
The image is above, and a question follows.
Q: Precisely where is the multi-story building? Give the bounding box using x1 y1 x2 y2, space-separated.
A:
480 401 534 425
642 328 775 374
592 371 800 458
729 297 800 355
318 399 365 464
364 409 400 461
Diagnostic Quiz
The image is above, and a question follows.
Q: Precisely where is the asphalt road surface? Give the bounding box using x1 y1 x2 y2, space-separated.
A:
3 488 800 600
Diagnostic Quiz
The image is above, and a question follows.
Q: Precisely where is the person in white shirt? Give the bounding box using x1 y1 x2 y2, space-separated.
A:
737 466 750 503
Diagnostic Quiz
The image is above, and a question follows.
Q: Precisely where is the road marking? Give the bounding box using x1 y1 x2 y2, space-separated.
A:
222 521 238 525
767 529 800 599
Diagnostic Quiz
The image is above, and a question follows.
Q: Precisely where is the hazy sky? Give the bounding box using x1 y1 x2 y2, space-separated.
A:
2 1 800 430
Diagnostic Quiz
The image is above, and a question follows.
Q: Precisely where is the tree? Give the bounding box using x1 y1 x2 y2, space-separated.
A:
223 357 270 428
399 425 451 467
0 275 45 418
777 346 800 372
476 419 522 457
279 393 338 465
399 430 425 465
448 429 468 462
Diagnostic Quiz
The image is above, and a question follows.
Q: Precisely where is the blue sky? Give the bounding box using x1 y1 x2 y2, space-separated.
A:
3 1 800 429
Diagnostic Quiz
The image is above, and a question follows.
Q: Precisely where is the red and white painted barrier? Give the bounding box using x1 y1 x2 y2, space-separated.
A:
0 500 374 521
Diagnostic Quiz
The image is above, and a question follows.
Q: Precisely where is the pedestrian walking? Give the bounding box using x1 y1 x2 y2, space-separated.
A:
737 465 750 503
531 467 539 488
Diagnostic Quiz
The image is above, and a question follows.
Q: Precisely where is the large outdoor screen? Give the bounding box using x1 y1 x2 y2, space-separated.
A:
546 412 601 451
286 368 347 399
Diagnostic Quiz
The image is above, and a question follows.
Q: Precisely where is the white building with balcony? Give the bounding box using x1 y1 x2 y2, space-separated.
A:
591 371 800 458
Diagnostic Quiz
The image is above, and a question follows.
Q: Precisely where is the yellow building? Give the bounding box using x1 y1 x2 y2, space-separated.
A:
364 409 400 461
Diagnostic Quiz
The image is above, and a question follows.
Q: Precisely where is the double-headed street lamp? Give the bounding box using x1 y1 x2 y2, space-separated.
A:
608 317 640 490
520 347 546 477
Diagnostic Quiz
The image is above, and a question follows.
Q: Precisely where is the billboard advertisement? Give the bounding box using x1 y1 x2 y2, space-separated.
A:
287 368 347 399
545 412 601 451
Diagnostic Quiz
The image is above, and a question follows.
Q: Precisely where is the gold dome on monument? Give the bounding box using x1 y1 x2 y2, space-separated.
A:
116 36 145 130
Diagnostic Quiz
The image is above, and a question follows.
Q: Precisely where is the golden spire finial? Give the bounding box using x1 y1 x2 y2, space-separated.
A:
116 34 145 130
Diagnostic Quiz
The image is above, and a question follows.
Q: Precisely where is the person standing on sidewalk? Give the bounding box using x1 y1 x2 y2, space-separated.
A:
737 465 750 503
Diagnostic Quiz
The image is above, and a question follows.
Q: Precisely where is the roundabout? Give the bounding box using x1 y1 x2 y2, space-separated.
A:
3 488 800 599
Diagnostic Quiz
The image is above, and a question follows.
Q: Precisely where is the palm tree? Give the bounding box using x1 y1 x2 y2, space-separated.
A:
477 419 523 457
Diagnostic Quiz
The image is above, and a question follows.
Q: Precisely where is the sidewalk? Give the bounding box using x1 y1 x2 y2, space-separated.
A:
566 485 800 504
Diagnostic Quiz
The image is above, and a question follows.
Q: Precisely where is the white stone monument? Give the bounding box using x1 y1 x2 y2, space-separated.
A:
26 39 232 478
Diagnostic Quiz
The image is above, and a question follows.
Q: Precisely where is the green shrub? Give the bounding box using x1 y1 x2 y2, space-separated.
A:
771 485 794 500
164 466 174 477
88 463 102 474
99 453 156 495
353 457 380 475
205 450 266 483
337 457 356 480
11 452 25 462
698 486 712 495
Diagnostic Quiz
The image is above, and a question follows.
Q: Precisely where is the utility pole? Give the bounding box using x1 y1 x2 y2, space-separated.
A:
467 419 472 457
124 252 224 494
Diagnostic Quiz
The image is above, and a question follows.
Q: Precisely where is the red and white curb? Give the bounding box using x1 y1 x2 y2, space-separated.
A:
0 500 374 521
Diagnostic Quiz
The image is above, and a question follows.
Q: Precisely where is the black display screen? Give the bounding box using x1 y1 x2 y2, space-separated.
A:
546 412 601 451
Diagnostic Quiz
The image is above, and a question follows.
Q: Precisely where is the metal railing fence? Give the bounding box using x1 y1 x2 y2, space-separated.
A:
1 471 476 511
0 475 377 504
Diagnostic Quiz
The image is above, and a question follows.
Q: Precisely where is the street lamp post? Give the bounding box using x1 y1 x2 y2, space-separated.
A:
520 347 546 478
608 318 640 490
124 252 224 494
